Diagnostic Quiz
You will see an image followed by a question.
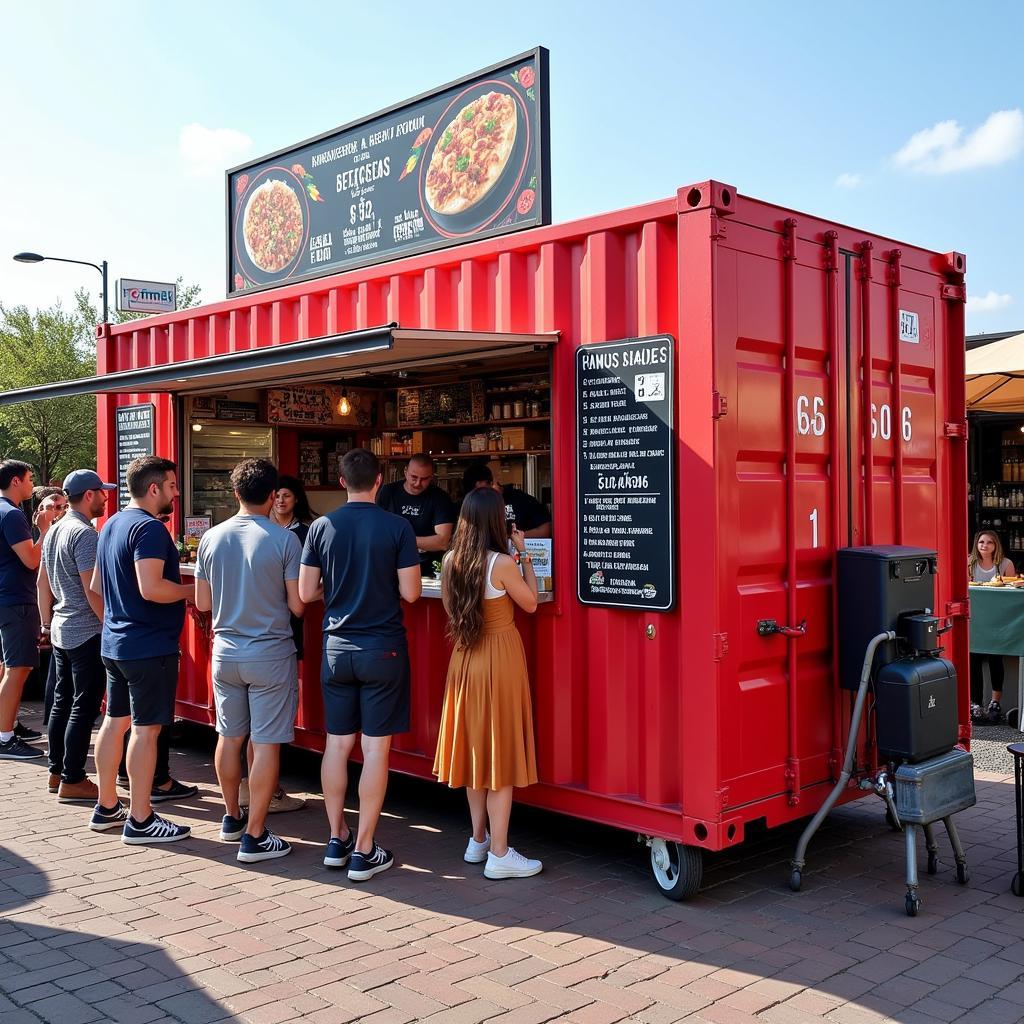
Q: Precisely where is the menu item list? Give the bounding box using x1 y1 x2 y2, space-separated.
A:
575 337 675 611
115 404 155 511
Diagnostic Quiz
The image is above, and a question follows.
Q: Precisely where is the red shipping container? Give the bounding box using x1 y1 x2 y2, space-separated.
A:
10 180 968 897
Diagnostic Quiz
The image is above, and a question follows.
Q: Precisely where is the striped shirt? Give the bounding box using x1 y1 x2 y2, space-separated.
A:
41 509 100 650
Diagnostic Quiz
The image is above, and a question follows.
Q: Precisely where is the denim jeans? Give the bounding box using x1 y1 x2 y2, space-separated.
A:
47 635 106 783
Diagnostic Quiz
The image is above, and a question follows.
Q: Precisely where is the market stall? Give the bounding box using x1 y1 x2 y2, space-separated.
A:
968 584 1024 727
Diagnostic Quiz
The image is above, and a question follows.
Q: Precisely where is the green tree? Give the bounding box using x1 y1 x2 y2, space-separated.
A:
1 279 202 484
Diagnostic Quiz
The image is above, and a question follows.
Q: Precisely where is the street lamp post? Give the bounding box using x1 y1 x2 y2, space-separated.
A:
13 251 109 323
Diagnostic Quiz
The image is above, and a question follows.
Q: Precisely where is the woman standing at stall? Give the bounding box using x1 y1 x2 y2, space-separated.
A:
434 487 542 879
969 529 1015 725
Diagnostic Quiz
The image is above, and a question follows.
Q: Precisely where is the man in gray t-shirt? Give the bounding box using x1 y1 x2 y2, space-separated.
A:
195 459 304 864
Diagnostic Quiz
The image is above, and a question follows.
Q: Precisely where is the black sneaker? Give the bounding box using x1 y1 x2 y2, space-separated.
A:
0 735 44 760
220 811 248 842
970 702 985 724
237 829 291 863
150 779 199 803
117 775 130 789
986 700 1004 725
90 802 128 832
323 833 356 869
347 842 394 881
14 721 42 741
122 813 191 845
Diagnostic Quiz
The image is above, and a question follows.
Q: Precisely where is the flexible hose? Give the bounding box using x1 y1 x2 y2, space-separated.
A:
791 629 896 872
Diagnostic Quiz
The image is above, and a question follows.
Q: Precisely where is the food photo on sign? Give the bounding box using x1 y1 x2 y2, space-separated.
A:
227 48 549 295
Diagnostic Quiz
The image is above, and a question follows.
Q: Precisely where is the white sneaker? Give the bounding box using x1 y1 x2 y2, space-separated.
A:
483 846 542 879
464 832 490 863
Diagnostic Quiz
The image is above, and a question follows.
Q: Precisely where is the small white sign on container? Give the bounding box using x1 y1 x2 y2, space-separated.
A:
117 278 177 314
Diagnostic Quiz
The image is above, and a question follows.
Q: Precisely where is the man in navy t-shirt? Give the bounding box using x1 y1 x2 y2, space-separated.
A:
0 460 56 760
300 448 421 882
90 456 195 845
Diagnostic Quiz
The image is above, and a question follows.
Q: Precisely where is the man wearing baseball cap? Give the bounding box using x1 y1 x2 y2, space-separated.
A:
37 471 116 803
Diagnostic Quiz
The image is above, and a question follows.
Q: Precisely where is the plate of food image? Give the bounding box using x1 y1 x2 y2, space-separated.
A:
420 83 530 236
234 169 310 284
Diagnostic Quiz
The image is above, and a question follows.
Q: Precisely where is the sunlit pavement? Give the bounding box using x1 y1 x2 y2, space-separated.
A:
2 704 1022 1024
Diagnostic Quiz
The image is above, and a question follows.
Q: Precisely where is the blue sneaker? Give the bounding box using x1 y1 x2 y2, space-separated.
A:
122 813 190 845
323 833 355 868
347 842 394 882
90 802 128 832
220 811 248 842
237 829 291 863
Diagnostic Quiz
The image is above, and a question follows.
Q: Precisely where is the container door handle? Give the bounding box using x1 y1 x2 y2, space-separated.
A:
757 618 807 638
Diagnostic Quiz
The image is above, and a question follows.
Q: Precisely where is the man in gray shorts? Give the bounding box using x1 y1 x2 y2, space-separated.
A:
195 458 304 863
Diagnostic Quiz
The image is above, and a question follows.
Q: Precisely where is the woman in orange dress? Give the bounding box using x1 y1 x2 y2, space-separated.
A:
434 486 541 879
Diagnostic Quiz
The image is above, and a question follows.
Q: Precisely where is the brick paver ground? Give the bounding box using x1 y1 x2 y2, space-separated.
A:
2 704 1023 1024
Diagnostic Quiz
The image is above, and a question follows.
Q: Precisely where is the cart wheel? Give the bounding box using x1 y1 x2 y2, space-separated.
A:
649 839 702 900
927 852 939 876
956 862 969 885
905 893 921 917
1012 872 1024 897
789 868 802 892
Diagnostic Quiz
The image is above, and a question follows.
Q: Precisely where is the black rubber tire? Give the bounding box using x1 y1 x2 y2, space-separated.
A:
905 893 921 917
956 862 969 885
789 869 802 892
927 852 939 876
1012 872 1024 897
650 842 703 901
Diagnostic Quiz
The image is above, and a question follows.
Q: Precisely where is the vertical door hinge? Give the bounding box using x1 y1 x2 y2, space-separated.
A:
945 599 970 619
713 632 729 660
944 421 968 440
941 283 967 303
782 218 798 261
857 240 874 280
784 757 801 806
717 787 731 810
886 249 903 286
823 230 839 272
712 391 728 419
710 210 728 242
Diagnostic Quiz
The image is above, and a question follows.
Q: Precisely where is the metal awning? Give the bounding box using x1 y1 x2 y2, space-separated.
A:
0 326 558 406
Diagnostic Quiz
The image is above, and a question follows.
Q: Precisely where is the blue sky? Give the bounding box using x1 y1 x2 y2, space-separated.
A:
1 2 1021 336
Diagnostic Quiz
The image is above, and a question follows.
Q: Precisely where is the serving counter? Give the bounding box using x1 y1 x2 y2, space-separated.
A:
969 584 1024 729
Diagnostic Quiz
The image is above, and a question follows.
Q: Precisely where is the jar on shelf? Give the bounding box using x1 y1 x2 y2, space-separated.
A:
502 401 513 419
513 399 525 418
491 403 502 420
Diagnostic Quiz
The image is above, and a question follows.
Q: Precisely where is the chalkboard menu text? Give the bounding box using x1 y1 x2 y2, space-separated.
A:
115 404 155 511
576 337 675 611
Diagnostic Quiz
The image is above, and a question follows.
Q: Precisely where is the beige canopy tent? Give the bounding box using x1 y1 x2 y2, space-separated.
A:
966 331 1024 412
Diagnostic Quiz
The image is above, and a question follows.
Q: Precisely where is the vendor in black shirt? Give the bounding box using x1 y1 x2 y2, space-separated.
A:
376 454 455 574
461 463 552 538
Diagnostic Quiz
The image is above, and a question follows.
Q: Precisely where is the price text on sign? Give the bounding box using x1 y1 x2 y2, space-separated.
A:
576 336 676 611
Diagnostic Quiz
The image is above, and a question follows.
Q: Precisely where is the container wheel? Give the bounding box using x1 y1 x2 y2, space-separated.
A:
905 893 921 917
956 862 969 885
789 868 802 892
649 839 702 900
1012 872 1024 897
927 852 939 876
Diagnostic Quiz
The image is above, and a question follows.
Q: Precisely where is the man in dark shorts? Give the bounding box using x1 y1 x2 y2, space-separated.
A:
461 462 552 538
0 460 56 760
376 454 455 575
90 456 195 843
300 448 421 880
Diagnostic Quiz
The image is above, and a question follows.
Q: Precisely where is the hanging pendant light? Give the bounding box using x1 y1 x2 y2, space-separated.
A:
337 387 351 417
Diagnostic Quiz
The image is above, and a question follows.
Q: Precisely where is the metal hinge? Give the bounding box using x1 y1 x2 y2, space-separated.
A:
944 421 968 440
823 230 839 272
784 757 801 806
717 787 731 810
782 218 798 261
886 249 903 287
710 211 728 242
857 240 874 280
946 599 969 619
713 632 729 660
941 283 967 302
712 391 728 419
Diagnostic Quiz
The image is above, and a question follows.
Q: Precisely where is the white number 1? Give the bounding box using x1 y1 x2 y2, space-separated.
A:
809 507 818 548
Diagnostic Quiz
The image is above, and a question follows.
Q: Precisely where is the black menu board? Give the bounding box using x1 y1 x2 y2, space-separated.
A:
115 404 155 511
576 337 675 611
227 48 549 296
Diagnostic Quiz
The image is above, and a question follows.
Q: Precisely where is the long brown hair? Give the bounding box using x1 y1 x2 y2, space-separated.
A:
969 529 1005 579
445 487 508 649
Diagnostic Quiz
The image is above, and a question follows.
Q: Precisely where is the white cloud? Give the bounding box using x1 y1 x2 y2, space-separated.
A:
835 172 862 188
893 109 1024 174
969 290 1013 314
179 123 252 178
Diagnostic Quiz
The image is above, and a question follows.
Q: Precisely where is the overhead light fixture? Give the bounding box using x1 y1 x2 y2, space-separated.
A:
337 387 351 417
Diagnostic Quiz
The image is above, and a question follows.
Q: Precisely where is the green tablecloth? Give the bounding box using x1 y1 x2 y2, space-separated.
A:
969 586 1024 656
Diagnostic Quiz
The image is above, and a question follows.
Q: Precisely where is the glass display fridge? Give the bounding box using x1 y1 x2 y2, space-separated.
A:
189 423 274 525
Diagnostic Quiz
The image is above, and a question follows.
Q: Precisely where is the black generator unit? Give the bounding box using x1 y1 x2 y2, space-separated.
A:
875 656 958 763
837 546 938 690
